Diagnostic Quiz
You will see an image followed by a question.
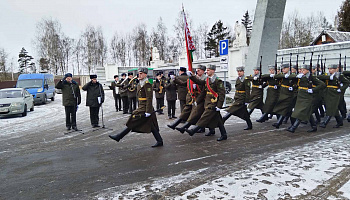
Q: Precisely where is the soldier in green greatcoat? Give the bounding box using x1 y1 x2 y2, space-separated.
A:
109 67 163 148
256 65 280 123
343 70 350 122
185 64 227 141
271 63 298 129
222 66 252 130
245 67 266 116
286 64 326 133
317 64 350 128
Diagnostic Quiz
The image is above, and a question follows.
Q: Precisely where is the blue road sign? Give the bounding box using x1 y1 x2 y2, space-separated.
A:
219 39 229 56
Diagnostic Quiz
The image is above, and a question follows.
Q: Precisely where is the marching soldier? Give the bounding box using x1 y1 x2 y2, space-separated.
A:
109 67 163 147
117 73 129 114
82 75 105 128
164 71 177 119
272 64 298 129
245 67 266 115
318 64 350 128
311 65 324 123
343 70 350 121
222 66 252 130
153 73 165 115
109 75 122 112
185 64 227 141
55 73 81 131
256 65 280 123
127 72 138 114
286 64 325 133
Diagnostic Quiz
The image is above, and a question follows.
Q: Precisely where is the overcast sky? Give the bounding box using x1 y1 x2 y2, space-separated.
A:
0 0 345 64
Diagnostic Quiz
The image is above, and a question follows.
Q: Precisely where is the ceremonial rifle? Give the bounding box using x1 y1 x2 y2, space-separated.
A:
339 54 342 74
321 55 324 74
275 54 278 74
324 58 327 73
259 56 262 80
289 53 292 74
317 55 320 76
308 52 313 88
345 56 347 71
296 55 299 72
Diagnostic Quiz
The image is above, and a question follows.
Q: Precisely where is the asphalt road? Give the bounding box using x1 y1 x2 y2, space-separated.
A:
1 91 350 199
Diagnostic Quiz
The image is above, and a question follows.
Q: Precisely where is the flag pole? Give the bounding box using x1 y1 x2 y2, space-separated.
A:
183 6 194 72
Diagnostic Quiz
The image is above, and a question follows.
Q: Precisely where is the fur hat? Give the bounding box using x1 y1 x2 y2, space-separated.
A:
138 67 148 74
207 64 216 70
236 66 245 71
196 65 206 71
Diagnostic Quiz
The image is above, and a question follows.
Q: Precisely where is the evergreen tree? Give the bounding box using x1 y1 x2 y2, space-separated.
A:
205 20 230 57
338 0 350 31
241 10 252 45
18 47 33 74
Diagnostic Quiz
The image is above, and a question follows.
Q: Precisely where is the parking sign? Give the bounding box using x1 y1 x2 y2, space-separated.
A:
219 40 229 56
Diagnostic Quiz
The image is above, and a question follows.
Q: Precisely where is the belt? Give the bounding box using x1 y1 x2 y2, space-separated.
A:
281 84 290 88
299 86 308 90
268 85 276 88
252 85 261 88
138 98 147 101
236 90 245 93
207 92 213 95
327 85 339 89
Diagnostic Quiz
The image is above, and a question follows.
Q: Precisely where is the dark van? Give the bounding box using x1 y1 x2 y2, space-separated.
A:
16 73 55 104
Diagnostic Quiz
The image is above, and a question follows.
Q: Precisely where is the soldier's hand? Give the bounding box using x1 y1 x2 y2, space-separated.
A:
307 89 313 94
285 74 289 78
186 71 193 76
244 103 249 106
145 113 151 117
296 74 304 78
170 75 175 79
253 76 258 80
270 74 275 78
337 89 341 93
215 107 221 111
193 84 196 89
330 74 334 80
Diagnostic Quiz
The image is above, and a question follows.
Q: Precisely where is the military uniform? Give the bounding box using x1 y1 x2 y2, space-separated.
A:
109 76 122 111
55 73 81 130
287 65 326 133
109 68 163 148
153 77 165 114
175 69 189 112
318 65 350 128
127 75 138 114
117 74 129 114
223 71 252 130
343 70 350 121
164 73 177 118
245 71 266 115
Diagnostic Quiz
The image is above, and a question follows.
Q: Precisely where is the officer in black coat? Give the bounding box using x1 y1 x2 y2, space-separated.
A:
82 75 105 128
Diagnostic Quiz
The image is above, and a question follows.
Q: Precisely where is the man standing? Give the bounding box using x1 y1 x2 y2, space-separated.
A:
127 72 138 114
186 64 227 141
82 75 105 128
164 71 177 119
153 73 165 115
109 75 122 112
222 66 252 130
117 73 129 114
109 67 163 147
176 67 189 112
55 73 81 131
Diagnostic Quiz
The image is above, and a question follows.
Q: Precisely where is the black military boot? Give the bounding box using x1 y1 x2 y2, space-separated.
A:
272 116 285 129
167 118 182 130
151 128 163 147
307 116 317 132
217 124 227 141
314 111 321 124
175 122 191 134
244 118 253 130
222 113 232 122
247 109 254 116
283 116 289 124
205 128 215 136
287 119 301 133
109 127 131 142
347 113 350 122
185 125 202 136
333 116 343 128
197 127 205 133
319 116 331 128
256 113 268 123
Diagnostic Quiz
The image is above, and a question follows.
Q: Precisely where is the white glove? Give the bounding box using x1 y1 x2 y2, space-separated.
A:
244 103 249 105
274 85 278 89
307 89 313 94
170 75 175 79
289 87 293 91
258 85 262 89
253 76 258 80
296 74 303 78
330 74 334 80
285 74 289 78
215 107 221 111
340 83 344 87
145 113 151 117
337 89 341 93
270 74 275 78
186 71 192 76
193 84 196 89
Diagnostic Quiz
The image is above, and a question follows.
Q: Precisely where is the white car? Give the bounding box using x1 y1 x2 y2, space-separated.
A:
0 88 34 117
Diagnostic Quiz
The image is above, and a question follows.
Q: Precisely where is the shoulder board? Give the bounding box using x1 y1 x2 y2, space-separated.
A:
325 73 328 75
145 80 150 84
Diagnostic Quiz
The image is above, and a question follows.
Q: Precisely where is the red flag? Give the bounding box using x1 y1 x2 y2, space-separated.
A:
183 6 196 72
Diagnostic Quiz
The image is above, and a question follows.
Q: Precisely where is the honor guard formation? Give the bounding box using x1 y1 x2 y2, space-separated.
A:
56 54 350 147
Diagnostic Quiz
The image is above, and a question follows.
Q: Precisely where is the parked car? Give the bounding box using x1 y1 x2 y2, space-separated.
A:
0 88 34 117
16 73 56 104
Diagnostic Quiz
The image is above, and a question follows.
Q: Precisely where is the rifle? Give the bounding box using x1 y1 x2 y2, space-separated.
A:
321 55 324 74
296 55 299 72
324 58 327 73
259 56 262 80
303 56 306 64
289 53 292 74
316 55 320 76
339 54 342 74
345 56 347 71
308 52 314 88
275 54 278 74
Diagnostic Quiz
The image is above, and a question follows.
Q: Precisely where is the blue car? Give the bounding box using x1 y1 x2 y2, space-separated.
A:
16 73 56 104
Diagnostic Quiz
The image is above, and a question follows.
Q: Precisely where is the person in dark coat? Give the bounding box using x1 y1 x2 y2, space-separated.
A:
245 67 266 115
117 73 129 114
55 73 81 131
153 73 165 114
175 67 188 112
82 75 105 128
109 75 122 112
286 64 326 133
222 66 252 130
109 67 163 148
164 71 177 119
127 72 138 114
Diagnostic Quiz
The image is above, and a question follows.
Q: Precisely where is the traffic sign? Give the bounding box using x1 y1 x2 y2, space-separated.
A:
220 56 228 64
220 63 228 72
219 39 229 55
